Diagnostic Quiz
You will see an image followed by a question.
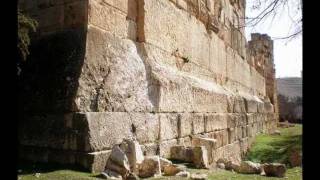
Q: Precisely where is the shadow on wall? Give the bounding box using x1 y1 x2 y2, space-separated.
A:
18 0 89 159
18 2 89 114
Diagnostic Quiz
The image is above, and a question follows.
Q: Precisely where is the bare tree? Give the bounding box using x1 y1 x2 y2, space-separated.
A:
244 0 302 41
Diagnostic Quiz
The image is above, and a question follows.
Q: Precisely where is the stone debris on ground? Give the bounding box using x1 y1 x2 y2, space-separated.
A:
163 164 185 176
101 170 123 180
263 163 287 177
137 156 161 178
190 173 208 180
289 150 302 167
237 161 262 174
170 145 210 169
272 130 281 135
175 171 190 177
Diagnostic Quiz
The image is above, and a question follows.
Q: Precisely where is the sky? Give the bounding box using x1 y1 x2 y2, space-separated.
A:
245 0 302 78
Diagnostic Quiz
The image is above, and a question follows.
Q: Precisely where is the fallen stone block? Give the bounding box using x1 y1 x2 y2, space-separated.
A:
101 169 122 179
170 146 193 162
237 161 261 174
192 146 210 169
137 156 161 178
263 163 286 177
175 171 190 178
105 146 130 177
190 173 208 180
191 136 217 164
119 138 144 172
163 164 185 176
159 157 173 171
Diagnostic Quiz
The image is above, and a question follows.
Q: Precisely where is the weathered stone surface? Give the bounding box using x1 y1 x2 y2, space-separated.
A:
263 163 286 177
163 164 185 176
101 169 122 180
191 137 217 164
137 156 161 178
237 161 262 174
190 173 208 180
204 113 228 132
175 171 190 178
159 139 178 158
192 113 205 134
84 112 160 151
105 146 130 177
160 113 179 141
192 146 210 169
119 139 144 172
18 0 279 173
178 113 193 137
159 157 173 171
170 146 194 162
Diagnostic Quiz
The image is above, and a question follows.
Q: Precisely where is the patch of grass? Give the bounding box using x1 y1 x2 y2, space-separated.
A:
17 161 102 180
208 167 302 180
245 124 302 166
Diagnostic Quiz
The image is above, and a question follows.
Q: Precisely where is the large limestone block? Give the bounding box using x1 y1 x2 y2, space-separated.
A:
119 139 144 172
238 161 262 174
178 113 193 138
83 112 159 151
140 143 158 156
159 139 178 158
204 113 228 132
105 145 130 177
130 113 160 144
99 0 137 20
160 113 179 141
138 156 161 178
192 146 210 169
264 102 274 113
191 137 217 164
143 0 210 68
192 113 205 134
77 26 154 112
88 0 136 39
227 128 235 144
170 146 194 162
209 32 227 78
208 130 228 148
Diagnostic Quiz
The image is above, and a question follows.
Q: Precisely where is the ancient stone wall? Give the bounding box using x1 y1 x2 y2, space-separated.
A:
18 0 278 172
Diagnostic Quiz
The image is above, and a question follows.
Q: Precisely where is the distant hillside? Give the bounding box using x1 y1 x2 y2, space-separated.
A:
277 77 302 99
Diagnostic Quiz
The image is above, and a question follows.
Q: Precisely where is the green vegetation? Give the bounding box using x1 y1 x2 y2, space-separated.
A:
18 9 38 61
245 124 302 166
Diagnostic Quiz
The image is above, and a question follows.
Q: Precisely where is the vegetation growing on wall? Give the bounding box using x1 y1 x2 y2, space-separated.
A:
17 9 38 62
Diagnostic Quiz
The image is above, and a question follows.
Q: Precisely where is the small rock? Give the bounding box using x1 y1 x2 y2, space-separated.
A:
190 173 208 180
105 145 131 176
175 171 190 178
272 130 281 135
101 170 122 180
217 163 225 169
125 172 140 180
34 173 41 178
163 164 185 176
263 163 286 177
225 161 240 171
137 156 161 178
289 150 302 167
237 161 261 174
159 157 172 171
